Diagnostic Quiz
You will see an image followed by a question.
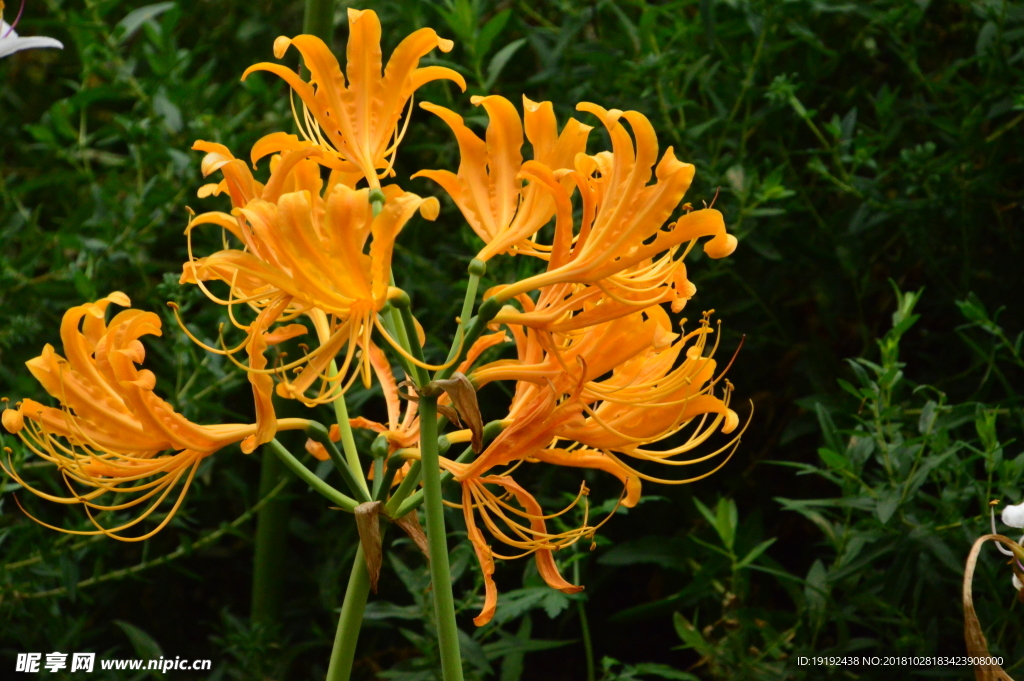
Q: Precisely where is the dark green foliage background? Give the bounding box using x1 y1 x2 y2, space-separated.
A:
1 0 1023 679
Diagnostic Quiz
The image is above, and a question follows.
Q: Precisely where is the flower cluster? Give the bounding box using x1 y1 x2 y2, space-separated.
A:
0 293 308 540
2 8 742 623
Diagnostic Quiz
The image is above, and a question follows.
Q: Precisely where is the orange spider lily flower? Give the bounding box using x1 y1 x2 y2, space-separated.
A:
440 315 654 624
445 305 743 624
476 307 741 472
242 8 466 189
458 473 585 626
495 104 736 304
553 313 743 486
488 262 698 335
434 387 609 626
181 142 439 443
0 294 307 541
472 302 676 400
413 95 591 261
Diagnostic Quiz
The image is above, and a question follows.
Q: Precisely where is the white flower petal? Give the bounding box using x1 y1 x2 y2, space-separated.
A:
1003 502 1024 528
1 20 64 59
1013 574 1022 591
0 35 63 59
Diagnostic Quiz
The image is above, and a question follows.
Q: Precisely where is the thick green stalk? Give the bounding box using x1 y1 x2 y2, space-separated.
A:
325 544 373 681
251 450 290 624
419 397 465 680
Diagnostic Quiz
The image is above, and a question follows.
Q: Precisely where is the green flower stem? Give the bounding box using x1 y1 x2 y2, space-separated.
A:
306 421 370 503
443 259 486 365
251 450 290 624
325 543 372 681
390 293 430 388
434 296 501 382
302 0 335 41
267 439 357 513
573 557 596 681
374 454 406 502
379 305 416 379
330 361 371 500
384 460 422 516
419 396 465 681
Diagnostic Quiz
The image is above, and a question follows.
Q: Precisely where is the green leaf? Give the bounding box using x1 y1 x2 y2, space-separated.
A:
482 636 575 659
388 553 430 604
477 9 513 60
692 497 719 532
114 620 163 660
598 537 689 571
458 628 494 674
542 589 572 619
59 552 79 602
672 612 711 655
498 616 530 681
629 663 701 680
926 536 964 575
485 38 528 91
804 560 829 624
117 2 176 42
874 487 900 524
918 400 938 434
736 538 777 570
492 587 551 624
815 403 844 454
818 447 849 471
694 497 736 551
362 602 421 620
716 498 738 551
152 89 183 134
846 435 875 467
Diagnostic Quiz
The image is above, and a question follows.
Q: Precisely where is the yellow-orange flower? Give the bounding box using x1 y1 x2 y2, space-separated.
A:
413 95 591 261
242 8 466 188
181 142 439 444
472 306 740 477
443 303 742 625
0 294 307 541
495 104 735 305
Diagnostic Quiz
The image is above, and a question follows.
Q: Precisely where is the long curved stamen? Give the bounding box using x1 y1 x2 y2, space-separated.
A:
2 0 25 38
